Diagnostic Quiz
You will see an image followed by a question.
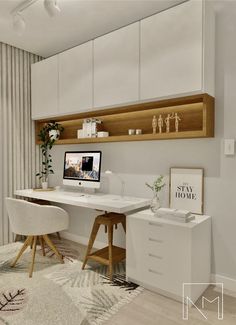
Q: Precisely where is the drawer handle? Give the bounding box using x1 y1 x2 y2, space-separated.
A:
148 253 163 260
148 268 163 276
149 237 163 243
149 222 163 227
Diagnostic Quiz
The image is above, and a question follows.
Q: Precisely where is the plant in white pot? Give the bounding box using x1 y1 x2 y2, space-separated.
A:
47 121 64 140
36 121 64 189
146 175 165 213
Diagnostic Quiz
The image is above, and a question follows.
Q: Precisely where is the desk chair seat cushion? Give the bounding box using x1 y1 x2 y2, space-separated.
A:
5 198 69 236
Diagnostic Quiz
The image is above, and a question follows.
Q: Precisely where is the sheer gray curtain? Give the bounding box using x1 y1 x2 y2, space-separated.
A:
0 42 42 245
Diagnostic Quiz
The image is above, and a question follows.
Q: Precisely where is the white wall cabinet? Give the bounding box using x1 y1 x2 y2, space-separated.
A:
31 0 214 120
31 56 58 119
58 41 93 115
140 0 214 100
93 22 139 109
126 209 211 302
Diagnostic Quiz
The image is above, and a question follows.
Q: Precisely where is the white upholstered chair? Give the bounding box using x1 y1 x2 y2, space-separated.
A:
5 198 69 277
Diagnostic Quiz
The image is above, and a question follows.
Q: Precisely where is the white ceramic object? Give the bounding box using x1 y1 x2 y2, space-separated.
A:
49 129 60 140
97 131 109 137
128 129 135 135
42 181 48 190
135 129 142 135
77 129 84 138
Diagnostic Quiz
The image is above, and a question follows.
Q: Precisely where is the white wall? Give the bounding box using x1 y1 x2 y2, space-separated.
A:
49 3 236 281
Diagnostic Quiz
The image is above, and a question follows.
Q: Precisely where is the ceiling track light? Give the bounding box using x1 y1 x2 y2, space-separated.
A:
11 0 61 34
44 0 61 17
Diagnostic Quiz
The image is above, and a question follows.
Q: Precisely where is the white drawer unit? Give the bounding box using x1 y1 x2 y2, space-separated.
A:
126 209 211 302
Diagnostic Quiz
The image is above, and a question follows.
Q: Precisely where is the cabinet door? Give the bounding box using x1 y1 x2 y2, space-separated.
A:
59 41 93 115
94 22 139 108
31 56 58 119
140 0 203 100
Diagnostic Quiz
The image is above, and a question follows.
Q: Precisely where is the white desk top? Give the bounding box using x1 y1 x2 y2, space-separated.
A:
14 189 151 214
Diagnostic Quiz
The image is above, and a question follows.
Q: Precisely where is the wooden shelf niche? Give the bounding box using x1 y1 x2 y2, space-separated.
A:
35 93 214 145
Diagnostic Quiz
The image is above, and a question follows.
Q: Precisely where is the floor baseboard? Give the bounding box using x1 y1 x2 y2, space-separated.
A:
61 231 106 250
211 273 236 292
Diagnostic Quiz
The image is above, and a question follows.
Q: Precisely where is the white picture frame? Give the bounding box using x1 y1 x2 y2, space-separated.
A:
169 167 204 214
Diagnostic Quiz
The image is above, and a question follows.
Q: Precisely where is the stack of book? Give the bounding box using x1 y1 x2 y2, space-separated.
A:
155 208 195 223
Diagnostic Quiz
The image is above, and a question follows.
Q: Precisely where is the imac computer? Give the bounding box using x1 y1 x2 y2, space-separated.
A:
63 151 102 189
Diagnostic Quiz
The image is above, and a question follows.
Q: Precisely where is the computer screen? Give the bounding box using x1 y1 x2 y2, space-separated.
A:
63 151 102 188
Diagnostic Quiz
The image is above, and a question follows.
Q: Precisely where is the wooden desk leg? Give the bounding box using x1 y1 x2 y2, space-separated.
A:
14 234 21 242
82 221 100 270
121 220 126 233
108 224 114 280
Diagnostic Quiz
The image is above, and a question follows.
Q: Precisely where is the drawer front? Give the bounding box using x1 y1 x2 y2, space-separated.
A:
144 267 187 296
147 220 166 239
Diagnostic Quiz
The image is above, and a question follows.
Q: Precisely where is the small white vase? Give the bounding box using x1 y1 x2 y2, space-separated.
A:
150 193 160 213
42 181 48 190
49 130 60 140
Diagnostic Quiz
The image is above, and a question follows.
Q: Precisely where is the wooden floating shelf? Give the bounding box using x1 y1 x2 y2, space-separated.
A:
53 130 207 145
35 93 214 145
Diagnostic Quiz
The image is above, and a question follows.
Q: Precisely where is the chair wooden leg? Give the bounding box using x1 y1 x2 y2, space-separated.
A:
56 232 61 240
82 221 100 270
11 236 32 268
43 235 64 263
108 224 114 280
39 236 45 256
29 236 37 278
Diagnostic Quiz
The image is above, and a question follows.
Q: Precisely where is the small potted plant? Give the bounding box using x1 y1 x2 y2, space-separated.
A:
47 121 64 141
146 175 165 212
36 121 64 189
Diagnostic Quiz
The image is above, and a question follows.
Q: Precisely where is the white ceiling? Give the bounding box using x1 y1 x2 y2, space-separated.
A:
0 0 185 57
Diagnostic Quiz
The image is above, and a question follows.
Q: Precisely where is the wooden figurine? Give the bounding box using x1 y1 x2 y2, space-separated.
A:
174 113 181 132
165 114 171 133
158 115 164 133
152 115 157 134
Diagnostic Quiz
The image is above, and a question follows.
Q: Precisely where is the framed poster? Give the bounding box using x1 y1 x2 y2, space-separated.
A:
170 168 204 214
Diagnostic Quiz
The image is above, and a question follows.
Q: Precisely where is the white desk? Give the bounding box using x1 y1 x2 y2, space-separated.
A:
14 189 150 214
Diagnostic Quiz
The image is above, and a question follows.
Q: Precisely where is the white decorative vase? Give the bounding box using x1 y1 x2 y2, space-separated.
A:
42 181 48 190
150 193 160 213
49 130 60 140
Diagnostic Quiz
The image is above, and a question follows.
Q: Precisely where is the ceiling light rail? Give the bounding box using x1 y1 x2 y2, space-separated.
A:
11 0 61 35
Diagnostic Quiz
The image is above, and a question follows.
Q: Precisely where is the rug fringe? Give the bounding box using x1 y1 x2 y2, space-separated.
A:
92 286 144 325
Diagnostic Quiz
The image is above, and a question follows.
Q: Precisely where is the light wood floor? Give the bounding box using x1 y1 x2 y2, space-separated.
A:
66 238 236 325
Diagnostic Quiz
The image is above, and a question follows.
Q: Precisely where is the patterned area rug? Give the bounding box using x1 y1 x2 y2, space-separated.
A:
0 241 142 325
